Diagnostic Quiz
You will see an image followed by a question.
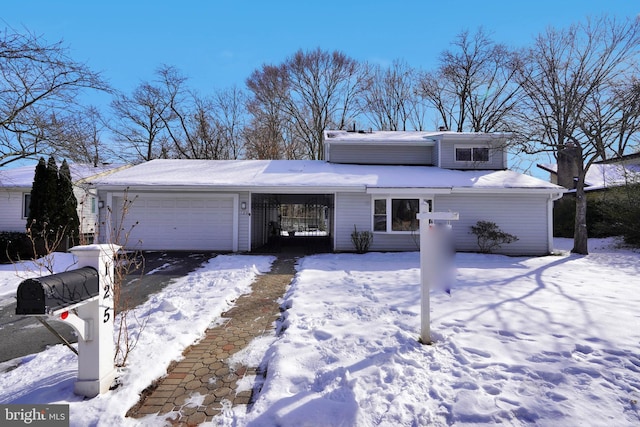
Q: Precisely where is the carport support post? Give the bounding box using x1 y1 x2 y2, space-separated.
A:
416 211 458 345
69 244 120 397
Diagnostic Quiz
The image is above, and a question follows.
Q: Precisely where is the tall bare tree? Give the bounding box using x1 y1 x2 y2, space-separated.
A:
0 28 109 167
245 64 297 159
55 106 111 166
361 60 426 131
516 16 640 254
583 75 640 160
419 28 521 132
211 86 248 159
110 82 171 162
246 48 367 159
148 66 245 160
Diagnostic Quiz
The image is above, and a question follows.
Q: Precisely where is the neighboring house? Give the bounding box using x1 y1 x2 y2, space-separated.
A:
538 153 640 191
0 163 127 237
92 131 564 256
537 153 640 238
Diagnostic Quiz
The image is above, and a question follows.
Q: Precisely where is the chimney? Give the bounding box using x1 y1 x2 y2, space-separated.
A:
557 145 581 189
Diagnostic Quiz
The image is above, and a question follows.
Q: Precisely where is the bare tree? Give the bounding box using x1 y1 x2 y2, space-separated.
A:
515 16 640 254
583 75 640 160
360 60 426 131
419 28 521 132
0 28 109 167
211 86 249 159
54 106 112 166
246 48 367 159
285 48 366 159
245 64 299 159
146 66 244 160
110 82 171 163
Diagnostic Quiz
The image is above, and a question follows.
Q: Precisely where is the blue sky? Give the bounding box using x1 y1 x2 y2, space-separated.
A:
3 0 638 103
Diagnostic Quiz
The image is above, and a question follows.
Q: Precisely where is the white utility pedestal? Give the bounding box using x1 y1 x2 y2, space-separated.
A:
416 211 459 344
67 244 120 398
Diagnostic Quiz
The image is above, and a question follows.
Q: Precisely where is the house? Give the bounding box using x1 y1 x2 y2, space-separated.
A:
91 131 565 256
0 163 127 237
538 152 640 191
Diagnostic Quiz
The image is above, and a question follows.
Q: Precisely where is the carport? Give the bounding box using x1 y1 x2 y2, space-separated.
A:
250 193 334 253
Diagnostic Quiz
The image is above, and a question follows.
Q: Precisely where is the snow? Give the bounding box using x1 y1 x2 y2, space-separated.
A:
0 163 126 188
1 238 640 426
0 252 78 300
93 158 561 191
324 130 511 143
538 162 640 191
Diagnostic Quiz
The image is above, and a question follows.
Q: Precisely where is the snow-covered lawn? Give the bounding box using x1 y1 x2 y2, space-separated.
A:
1 238 639 426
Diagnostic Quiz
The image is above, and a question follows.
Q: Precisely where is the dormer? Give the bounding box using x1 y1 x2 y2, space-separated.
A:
437 132 510 170
323 130 510 170
324 130 437 165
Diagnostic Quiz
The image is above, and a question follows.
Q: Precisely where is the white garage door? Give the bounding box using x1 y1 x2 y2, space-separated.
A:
113 195 236 251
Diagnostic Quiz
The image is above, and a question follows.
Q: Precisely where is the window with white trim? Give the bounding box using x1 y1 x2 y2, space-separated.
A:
455 146 490 162
373 198 430 232
23 193 31 218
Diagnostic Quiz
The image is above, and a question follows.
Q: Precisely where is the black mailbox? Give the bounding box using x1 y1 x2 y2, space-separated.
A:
16 267 99 315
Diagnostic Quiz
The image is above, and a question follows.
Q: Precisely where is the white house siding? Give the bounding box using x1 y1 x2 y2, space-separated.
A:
334 192 370 251
335 191 551 255
436 193 551 255
334 192 422 252
1 186 99 235
106 192 238 251
75 187 98 236
0 190 26 232
329 145 433 165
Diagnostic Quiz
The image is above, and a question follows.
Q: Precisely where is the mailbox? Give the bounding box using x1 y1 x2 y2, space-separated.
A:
13 245 120 398
16 267 99 315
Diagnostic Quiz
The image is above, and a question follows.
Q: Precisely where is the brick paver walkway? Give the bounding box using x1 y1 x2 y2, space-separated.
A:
126 255 296 425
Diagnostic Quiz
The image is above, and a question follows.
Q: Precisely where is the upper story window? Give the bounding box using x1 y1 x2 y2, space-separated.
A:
373 198 430 233
455 146 490 162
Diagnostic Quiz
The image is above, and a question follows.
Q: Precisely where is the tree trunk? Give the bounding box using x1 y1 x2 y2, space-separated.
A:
572 175 589 255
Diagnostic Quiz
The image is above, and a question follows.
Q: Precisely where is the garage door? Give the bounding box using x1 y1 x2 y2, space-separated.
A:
113 195 236 251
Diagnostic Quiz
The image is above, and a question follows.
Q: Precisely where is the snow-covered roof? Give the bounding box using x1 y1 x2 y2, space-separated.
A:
0 163 127 188
538 163 640 191
93 159 562 193
324 130 512 144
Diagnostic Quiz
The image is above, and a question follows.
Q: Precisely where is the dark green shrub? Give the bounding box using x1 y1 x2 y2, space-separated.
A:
591 183 640 246
553 196 576 238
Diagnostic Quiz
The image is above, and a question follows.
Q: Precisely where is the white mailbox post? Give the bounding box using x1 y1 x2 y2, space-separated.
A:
68 244 120 397
416 211 459 344
15 244 120 398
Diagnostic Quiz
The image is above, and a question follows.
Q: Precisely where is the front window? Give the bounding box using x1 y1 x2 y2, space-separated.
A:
374 199 387 231
392 199 419 231
373 198 423 233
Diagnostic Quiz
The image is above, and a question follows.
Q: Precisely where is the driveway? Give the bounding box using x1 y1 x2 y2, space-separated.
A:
0 251 216 366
